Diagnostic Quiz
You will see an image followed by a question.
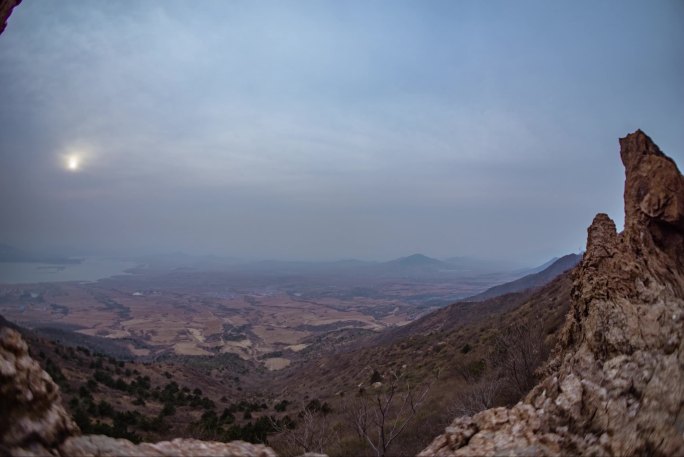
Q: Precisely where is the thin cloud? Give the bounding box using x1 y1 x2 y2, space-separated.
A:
0 0 682 262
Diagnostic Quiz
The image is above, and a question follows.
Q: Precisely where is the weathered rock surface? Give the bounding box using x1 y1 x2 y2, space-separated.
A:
0 327 278 456
420 130 684 456
58 436 277 457
0 327 78 456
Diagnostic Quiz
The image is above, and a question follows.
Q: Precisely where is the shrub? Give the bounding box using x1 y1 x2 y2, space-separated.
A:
274 400 289 412
160 403 176 417
97 400 115 417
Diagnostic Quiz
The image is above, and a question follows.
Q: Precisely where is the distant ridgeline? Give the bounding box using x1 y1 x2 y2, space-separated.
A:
464 253 582 302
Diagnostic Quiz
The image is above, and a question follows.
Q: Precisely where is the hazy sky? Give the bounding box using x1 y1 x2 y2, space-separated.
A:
1 1 682 263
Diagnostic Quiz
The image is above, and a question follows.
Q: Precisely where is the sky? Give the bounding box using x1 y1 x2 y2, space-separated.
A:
0 0 682 264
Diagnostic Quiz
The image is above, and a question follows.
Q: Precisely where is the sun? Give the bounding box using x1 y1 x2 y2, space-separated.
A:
66 155 80 171
61 146 92 172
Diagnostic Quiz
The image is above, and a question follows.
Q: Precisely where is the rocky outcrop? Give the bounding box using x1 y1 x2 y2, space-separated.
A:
0 327 278 456
0 0 20 35
0 326 78 456
58 436 277 457
420 130 684 456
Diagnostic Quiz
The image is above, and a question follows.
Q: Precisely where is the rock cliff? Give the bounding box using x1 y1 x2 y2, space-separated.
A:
420 130 684 456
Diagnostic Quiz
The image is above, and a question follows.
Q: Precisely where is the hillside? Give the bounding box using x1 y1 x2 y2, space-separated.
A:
1 269 575 456
464 253 581 302
0 315 295 445
381 271 572 344
278 272 572 386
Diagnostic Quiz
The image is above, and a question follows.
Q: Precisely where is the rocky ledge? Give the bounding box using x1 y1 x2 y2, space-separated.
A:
420 130 684 456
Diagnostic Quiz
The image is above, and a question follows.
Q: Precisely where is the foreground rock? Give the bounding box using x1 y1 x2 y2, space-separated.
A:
0 327 277 456
420 130 684 456
0 326 78 455
59 436 276 457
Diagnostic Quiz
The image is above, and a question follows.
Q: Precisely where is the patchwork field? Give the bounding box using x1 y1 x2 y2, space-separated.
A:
0 260 520 369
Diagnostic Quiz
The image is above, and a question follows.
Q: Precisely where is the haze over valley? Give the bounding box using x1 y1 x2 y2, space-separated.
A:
0 250 567 369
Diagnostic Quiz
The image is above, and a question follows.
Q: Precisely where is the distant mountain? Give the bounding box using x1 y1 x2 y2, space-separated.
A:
384 253 448 269
237 254 529 284
464 253 582 302
0 243 81 264
524 256 560 275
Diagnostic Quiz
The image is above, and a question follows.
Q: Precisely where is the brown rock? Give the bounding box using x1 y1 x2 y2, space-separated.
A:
420 130 684 456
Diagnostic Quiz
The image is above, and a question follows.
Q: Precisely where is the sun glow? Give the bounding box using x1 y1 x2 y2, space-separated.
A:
61 144 95 173
66 155 81 171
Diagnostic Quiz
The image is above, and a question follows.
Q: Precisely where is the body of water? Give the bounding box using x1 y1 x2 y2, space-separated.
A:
0 258 137 284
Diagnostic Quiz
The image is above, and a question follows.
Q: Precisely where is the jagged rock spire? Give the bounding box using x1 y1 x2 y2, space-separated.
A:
421 131 684 456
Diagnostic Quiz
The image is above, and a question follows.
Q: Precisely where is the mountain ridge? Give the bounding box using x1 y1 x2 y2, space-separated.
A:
464 253 582 302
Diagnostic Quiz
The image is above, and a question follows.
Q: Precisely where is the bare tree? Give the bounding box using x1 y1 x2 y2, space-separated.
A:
346 370 431 457
493 319 548 397
453 359 484 384
269 408 336 455
449 377 501 417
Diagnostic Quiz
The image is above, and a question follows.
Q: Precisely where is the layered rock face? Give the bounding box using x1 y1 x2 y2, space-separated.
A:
421 130 684 456
0 330 276 456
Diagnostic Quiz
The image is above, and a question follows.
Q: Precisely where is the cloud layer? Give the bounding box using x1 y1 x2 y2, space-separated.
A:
1 0 683 262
